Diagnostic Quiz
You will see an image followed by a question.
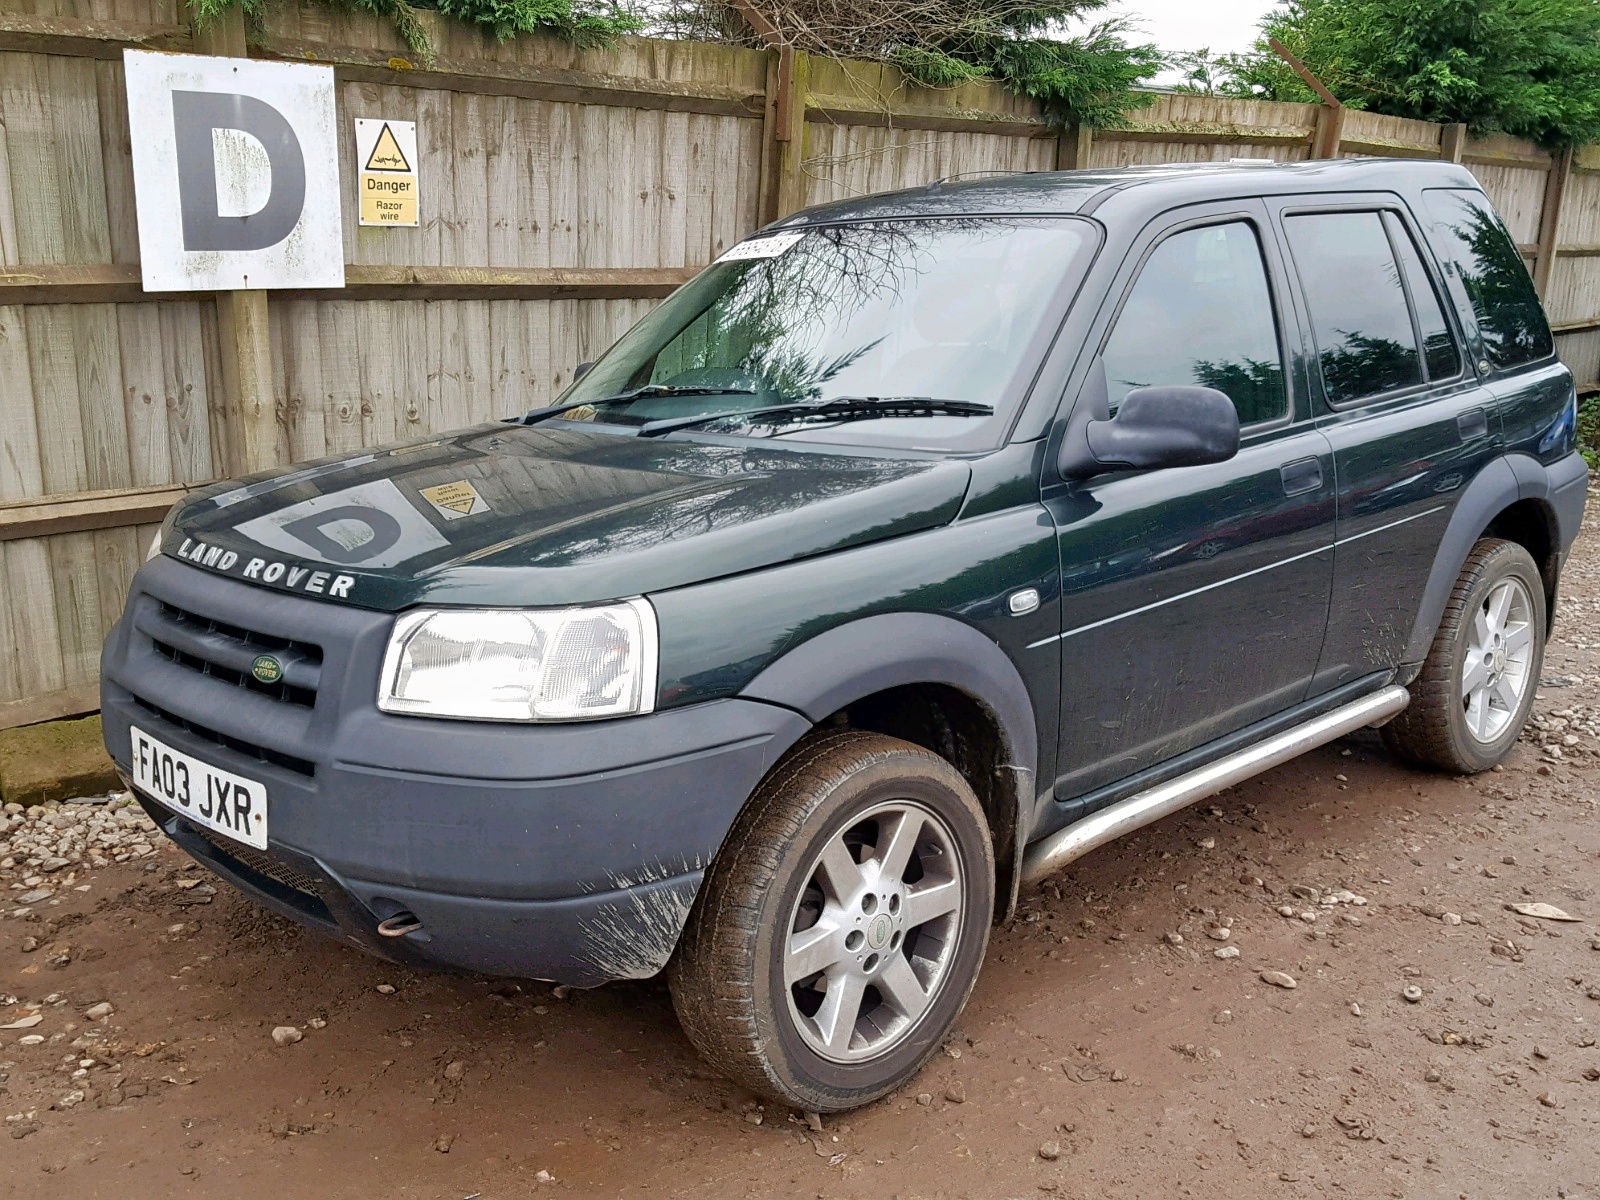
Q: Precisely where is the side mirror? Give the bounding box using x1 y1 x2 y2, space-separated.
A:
1060 385 1240 479
573 361 595 381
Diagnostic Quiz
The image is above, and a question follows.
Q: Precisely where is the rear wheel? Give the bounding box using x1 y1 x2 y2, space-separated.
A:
1384 538 1545 773
669 730 993 1112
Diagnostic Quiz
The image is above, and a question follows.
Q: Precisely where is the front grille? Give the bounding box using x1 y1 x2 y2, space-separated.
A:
145 600 321 708
130 694 316 777
193 826 326 900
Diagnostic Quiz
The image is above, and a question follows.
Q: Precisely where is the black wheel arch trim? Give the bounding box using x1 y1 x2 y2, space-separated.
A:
1403 451 1584 665
738 612 1040 921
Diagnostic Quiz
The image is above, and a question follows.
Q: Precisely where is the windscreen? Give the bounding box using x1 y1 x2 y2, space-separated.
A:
552 217 1096 451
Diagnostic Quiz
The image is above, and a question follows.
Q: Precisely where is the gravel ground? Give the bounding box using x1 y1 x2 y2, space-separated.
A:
4 508 1600 1198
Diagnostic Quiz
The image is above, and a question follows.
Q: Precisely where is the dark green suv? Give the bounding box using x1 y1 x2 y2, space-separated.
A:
102 159 1587 1111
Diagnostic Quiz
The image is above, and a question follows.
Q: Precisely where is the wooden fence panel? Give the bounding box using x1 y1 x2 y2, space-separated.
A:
0 518 156 711
1341 109 1440 157
264 294 655 463
1545 156 1600 374
9 0 177 23
333 81 764 270
1468 162 1549 247
802 124 1053 206
0 51 122 265
0 298 218 503
1091 94 1319 167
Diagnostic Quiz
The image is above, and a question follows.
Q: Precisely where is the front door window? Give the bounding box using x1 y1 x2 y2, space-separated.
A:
1101 221 1287 426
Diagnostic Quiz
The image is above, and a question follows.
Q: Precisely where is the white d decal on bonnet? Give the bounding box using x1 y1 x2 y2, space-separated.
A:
235 478 449 567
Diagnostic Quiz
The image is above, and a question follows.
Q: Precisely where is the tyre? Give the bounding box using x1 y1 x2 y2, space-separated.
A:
1383 538 1546 773
669 730 994 1112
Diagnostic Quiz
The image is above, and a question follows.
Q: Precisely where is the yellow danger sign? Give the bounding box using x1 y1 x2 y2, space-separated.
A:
364 123 411 172
419 480 489 519
355 118 419 227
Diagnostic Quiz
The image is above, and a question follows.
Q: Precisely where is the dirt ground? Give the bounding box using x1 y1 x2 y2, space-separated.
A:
6 512 1600 1200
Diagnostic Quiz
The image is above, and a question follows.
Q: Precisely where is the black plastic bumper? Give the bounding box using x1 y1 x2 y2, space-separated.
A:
101 557 812 985
1549 448 1589 555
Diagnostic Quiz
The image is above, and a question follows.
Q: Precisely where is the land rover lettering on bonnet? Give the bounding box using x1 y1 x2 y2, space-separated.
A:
103 159 1587 1112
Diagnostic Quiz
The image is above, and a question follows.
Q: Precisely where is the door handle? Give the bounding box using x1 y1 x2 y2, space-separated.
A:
1457 408 1489 442
1280 457 1324 497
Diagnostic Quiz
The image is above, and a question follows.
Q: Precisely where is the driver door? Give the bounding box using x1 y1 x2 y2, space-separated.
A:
1043 203 1336 815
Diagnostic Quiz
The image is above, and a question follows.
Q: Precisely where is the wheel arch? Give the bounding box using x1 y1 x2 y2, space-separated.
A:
739 613 1040 922
1403 455 1564 666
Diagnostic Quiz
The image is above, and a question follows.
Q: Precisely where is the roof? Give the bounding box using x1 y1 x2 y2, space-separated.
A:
773 157 1484 227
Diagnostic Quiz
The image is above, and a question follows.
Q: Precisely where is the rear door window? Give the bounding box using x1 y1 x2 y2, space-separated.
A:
1100 221 1288 426
1421 187 1553 370
1384 210 1462 382
1285 211 1424 405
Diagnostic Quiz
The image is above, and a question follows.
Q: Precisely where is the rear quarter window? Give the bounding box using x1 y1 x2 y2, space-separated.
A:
1421 188 1553 370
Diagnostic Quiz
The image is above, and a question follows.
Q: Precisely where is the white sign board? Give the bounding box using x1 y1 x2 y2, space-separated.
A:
355 118 419 227
124 50 344 292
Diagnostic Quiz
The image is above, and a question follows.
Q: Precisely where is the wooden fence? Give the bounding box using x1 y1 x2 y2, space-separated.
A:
1 0 1598 727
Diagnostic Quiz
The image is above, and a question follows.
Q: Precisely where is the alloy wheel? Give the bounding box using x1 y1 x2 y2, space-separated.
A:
783 800 965 1063
1461 576 1535 744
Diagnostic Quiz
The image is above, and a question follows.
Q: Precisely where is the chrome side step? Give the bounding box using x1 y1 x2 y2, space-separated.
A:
1020 685 1410 886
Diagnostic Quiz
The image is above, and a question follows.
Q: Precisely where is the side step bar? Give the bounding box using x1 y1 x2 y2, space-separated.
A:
1021 685 1410 886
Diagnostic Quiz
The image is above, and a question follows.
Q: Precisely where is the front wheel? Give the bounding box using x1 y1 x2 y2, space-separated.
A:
1384 538 1546 773
669 730 994 1112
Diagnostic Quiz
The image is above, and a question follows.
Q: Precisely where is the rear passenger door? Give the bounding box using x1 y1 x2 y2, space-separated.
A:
1267 197 1497 690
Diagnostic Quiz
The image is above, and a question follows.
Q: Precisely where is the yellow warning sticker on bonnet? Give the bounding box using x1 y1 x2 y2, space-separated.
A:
419 480 489 519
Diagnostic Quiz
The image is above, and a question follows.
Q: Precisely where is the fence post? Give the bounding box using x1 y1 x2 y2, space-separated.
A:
1312 105 1344 159
1440 122 1467 164
772 48 809 219
189 5 280 475
1057 123 1093 171
1534 148 1574 300
729 1 808 224
755 48 782 225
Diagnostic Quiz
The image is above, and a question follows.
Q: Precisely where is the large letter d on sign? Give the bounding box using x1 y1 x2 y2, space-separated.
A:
172 91 306 252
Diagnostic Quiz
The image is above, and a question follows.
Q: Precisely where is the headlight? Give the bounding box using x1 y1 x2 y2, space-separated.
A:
378 600 658 722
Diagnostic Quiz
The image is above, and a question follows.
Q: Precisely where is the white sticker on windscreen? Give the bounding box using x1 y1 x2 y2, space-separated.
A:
716 231 806 262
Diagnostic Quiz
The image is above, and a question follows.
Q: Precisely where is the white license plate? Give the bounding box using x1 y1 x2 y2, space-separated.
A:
129 725 269 850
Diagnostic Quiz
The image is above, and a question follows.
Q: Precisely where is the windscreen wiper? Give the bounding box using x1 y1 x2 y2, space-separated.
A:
517 384 757 425
637 395 995 438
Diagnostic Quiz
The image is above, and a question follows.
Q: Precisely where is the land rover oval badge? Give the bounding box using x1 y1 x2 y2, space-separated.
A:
251 654 284 685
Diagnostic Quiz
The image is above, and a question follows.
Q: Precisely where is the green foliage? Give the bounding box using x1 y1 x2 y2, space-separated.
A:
190 0 265 28
1578 394 1600 468
189 0 640 59
1166 47 1228 96
430 0 641 45
892 5 1164 129
891 46 986 89
1193 356 1287 425
333 0 431 55
1209 0 1600 148
652 1 1161 130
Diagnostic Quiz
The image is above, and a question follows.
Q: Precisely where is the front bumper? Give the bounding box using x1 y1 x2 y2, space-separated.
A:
102 556 811 985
